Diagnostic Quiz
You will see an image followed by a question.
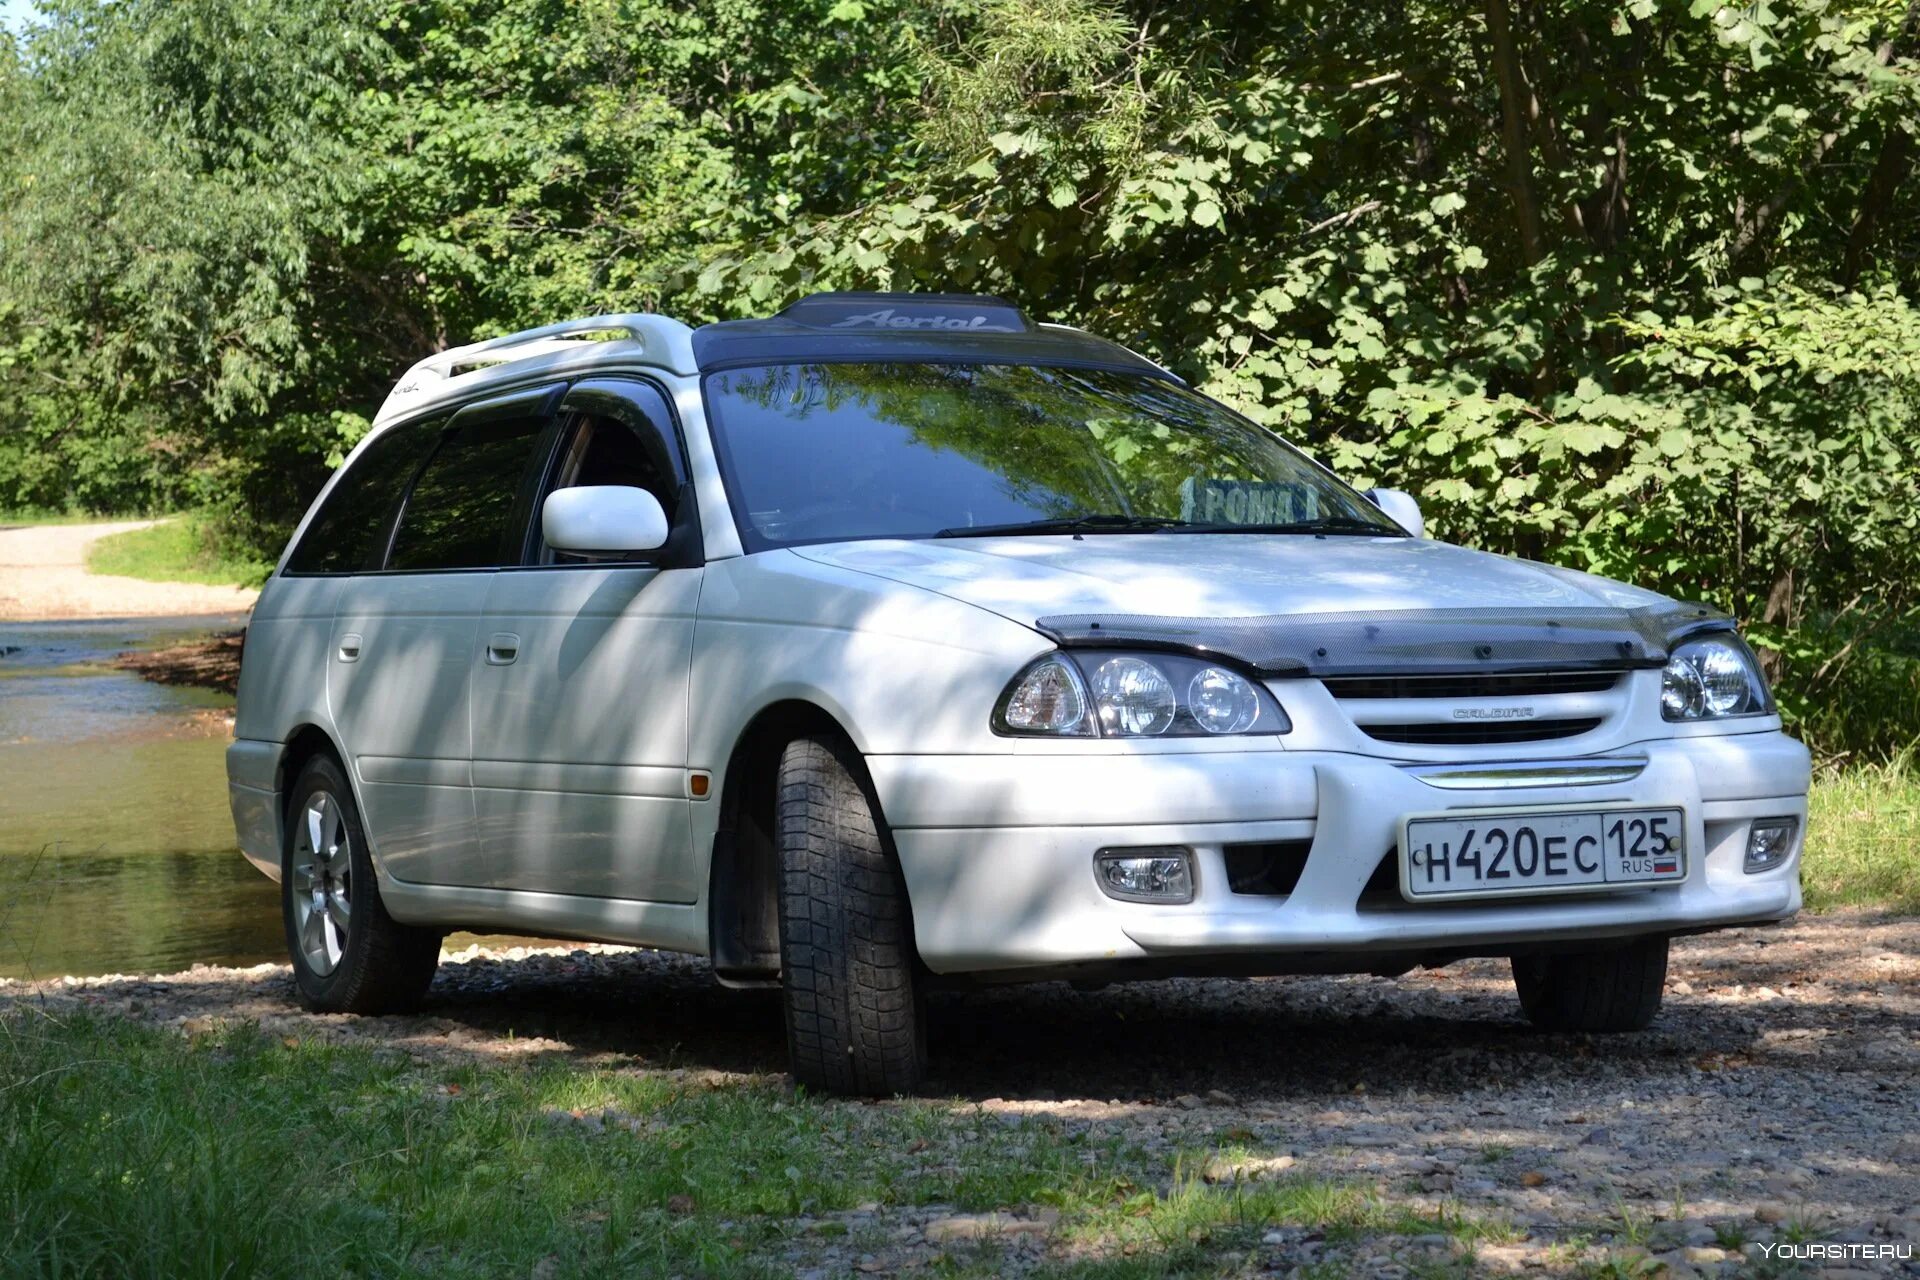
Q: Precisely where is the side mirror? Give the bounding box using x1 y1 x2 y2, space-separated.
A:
542 486 669 555
1365 487 1425 539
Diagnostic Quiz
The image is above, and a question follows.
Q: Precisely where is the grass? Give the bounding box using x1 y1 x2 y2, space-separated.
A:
1803 757 1920 913
84 512 270 587
0 1012 1514 1280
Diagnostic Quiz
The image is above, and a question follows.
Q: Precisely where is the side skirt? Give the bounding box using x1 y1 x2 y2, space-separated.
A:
375 870 709 956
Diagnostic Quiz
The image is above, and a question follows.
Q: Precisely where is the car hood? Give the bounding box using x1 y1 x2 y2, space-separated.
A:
793 534 1673 622
790 535 1710 675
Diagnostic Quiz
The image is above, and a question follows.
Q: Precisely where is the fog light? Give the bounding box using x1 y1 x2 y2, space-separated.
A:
1745 818 1798 873
1094 847 1195 903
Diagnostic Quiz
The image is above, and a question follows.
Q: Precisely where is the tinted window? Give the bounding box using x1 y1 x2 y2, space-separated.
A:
285 420 442 574
387 417 549 571
702 363 1401 551
536 416 680 566
569 418 674 504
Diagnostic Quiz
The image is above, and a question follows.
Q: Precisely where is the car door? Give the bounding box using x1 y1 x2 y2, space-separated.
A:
328 385 563 888
469 378 704 902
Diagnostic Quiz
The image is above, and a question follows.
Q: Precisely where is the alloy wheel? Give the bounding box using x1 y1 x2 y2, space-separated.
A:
289 790 351 976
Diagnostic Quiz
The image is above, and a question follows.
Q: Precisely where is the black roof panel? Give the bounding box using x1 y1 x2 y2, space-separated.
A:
691 291 1178 381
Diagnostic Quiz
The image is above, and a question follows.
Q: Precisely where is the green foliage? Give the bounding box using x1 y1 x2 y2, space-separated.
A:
86 514 273 588
0 0 941 538
2 0 1919 754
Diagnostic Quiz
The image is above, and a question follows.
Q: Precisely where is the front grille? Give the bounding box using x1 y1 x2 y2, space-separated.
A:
1359 717 1602 746
1322 670 1624 700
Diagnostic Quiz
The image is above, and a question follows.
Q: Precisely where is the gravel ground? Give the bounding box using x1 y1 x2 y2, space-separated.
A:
0 519 257 620
6 912 1917 1277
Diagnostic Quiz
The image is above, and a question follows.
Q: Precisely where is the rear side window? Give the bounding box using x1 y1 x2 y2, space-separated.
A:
387 416 549 571
285 421 442 575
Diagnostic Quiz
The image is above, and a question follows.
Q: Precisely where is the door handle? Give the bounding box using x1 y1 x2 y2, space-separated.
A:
486 633 521 666
336 633 362 663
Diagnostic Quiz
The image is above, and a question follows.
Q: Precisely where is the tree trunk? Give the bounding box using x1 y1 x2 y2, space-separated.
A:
1756 569 1796 682
1842 0 1920 284
1842 127 1913 285
1486 0 1546 266
1733 7 1912 268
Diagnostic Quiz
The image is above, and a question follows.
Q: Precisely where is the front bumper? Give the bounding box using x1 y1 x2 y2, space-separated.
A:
869 731 1809 976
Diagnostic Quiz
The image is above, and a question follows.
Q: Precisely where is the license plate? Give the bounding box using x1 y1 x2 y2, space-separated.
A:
1399 807 1686 901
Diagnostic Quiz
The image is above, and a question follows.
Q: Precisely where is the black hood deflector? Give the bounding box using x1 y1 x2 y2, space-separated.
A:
1035 603 1732 678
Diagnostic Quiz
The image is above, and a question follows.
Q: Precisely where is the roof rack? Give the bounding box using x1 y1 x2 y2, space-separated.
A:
374 313 696 426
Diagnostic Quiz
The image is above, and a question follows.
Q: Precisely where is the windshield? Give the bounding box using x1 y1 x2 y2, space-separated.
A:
702 362 1404 551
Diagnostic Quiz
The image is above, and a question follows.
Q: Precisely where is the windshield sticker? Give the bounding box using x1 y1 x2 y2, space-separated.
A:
1179 477 1316 525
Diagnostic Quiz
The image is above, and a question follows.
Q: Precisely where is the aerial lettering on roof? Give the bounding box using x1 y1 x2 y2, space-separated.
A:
829 308 1009 331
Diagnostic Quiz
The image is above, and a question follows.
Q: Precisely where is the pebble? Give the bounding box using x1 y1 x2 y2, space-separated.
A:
1474 1243 1535 1273
1653 1248 1699 1277
1200 1153 1296 1183
923 1211 1057 1243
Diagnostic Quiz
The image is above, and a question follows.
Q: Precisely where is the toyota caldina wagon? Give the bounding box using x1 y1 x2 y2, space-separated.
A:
229 293 1810 1095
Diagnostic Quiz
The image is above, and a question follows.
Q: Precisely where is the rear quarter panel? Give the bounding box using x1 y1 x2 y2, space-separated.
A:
230 575 345 878
234 575 345 745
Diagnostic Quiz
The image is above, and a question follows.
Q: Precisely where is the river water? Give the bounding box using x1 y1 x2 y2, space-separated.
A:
0 615 283 978
0 614 559 978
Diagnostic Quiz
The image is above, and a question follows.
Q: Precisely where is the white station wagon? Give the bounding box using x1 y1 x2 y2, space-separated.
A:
229 293 1810 1095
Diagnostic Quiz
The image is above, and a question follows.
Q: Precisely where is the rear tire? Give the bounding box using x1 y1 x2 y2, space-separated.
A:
775 735 926 1096
1512 936 1669 1032
282 755 440 1014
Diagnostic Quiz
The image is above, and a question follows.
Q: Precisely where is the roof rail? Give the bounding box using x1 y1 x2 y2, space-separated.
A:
374 313 695 426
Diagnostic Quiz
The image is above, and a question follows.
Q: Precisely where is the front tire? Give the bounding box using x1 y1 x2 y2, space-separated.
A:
1512 935 1669 1032
775 735 926 1096
281 755 440 1013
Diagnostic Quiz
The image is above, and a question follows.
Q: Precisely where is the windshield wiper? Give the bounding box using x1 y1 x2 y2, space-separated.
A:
1173 517 1405 537
933 514 1195 538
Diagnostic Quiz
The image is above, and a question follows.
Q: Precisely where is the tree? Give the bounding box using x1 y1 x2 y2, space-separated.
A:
1 0 1916 752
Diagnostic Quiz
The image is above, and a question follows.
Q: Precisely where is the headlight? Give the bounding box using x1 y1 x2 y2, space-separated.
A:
995 651 1290 738
996 654 1095 736
1660 634 1772 721
1088 656 1177 735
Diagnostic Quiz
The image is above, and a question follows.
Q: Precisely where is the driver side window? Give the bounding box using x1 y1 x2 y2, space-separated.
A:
538 393 683 565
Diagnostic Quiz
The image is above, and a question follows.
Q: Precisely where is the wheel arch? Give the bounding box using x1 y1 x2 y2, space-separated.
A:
706 699 877 986
279 723 348 818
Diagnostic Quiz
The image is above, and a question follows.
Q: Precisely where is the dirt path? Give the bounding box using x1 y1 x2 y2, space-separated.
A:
6 913 1916 1275
0 520 258 620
